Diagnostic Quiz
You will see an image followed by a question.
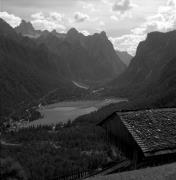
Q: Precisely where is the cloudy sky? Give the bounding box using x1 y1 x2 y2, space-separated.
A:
0 0 176 55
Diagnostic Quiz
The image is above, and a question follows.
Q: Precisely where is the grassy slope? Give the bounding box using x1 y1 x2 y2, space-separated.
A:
87 162 176 180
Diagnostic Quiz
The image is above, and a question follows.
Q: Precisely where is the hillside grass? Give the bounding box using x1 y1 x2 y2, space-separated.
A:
87 162 176 180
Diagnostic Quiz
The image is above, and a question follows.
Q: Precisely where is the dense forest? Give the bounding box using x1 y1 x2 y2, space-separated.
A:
1 103 128 180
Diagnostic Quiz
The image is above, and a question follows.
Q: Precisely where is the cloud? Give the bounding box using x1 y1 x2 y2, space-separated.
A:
79 30 90 36
31 12 44 20
110 15 119 21
111 0 135 20
102 0 112 5
112 0 132 13
49 12 65 22
74 12 89 23
167 0 176 6
0 11 21 27
110 0 176 55
31 12 66 32
110 34 146 55
4 0 98 8
99 21 105 26
129 0 176 36
80 2 97 12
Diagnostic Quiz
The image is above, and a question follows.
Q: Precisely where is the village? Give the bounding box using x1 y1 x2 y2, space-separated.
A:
0 105 42 133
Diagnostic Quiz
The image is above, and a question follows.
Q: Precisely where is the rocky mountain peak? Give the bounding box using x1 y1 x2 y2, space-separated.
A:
15 20 35 34
100 31 107 38
21 20 34 29
146 30 176 44
0 18 17 37
15 20 42 38
67 28 80 37
51 29 57 35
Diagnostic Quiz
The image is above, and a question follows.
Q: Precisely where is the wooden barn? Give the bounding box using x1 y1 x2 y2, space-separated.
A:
97 108 176 166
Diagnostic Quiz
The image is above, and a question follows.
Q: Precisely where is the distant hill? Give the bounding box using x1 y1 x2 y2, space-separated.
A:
108 30 176 108
116 50 133 66
15 20 126 83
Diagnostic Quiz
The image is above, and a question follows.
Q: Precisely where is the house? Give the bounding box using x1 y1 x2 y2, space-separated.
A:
97 108 176 166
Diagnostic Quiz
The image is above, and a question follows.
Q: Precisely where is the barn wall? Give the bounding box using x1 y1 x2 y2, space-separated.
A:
101 113 144 163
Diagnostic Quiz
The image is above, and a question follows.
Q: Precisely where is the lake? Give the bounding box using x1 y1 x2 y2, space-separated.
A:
27 98 126 127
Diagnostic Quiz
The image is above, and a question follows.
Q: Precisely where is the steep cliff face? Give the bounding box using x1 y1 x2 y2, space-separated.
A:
0 18 17 38
83 31 127 77
152 56 176 107
112 30 176 88
107 30 176 107
116 50 133 66
37 29 126 82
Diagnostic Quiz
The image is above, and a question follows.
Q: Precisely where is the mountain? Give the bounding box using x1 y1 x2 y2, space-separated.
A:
131 55 176 108
37 28 126 83
152 56 176 107
0 18 17 38
15 20 126 83
116 50 133 66
0 19 86 117
108 30 176 107
112 30 176 88
51 29 66 39
15 20 66 39
15 20 41 38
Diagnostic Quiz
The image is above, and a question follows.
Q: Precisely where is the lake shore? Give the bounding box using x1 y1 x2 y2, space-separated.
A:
27 98 127 127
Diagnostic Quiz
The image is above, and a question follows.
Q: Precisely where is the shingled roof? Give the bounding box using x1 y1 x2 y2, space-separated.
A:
116 108 176 156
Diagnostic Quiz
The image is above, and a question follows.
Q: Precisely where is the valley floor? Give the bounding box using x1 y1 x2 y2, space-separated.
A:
26 98 126 127
87 162 176 180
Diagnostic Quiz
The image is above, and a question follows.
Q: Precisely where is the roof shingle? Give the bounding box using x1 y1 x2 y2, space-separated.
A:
117 108 176 154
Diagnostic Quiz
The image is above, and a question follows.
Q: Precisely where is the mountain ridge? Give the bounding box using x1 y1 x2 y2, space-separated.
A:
22 20 126 83
0 18 87 117
0 18 126 117
107 30 176 108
